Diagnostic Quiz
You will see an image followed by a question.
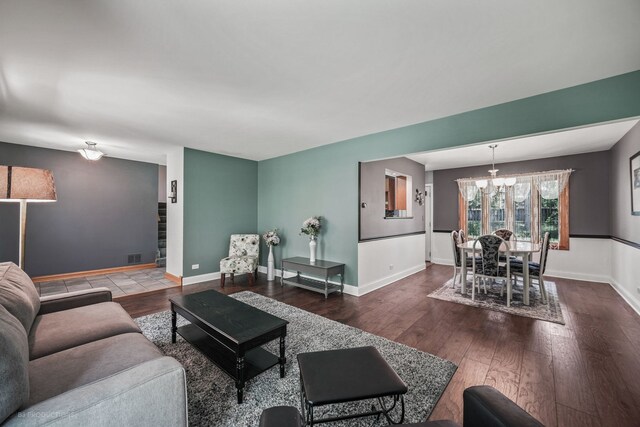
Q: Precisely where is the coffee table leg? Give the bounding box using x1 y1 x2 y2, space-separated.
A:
279 335 286 378
236 356 245 404
171 309 177 344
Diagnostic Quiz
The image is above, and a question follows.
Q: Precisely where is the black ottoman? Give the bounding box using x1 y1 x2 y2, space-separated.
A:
297 346 408 425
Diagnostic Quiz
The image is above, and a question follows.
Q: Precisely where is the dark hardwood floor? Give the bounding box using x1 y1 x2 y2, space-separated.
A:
116 264 640 427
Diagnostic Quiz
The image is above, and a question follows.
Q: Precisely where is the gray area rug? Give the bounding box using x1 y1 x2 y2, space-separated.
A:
428 277 565 324
135 291 457 426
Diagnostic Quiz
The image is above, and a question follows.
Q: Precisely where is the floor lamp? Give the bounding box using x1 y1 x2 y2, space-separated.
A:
0 166 57 270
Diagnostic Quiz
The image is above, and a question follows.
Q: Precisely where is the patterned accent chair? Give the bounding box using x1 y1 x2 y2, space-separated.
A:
472 235 512 306
220 234 260 287
510 232 551 304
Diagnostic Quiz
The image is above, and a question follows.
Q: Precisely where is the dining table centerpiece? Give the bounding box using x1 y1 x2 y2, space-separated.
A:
300 216 322 263
263 228 280 281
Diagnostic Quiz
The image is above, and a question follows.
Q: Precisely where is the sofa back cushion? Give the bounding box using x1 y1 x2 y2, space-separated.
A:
0 262 41 333
0 305 29 423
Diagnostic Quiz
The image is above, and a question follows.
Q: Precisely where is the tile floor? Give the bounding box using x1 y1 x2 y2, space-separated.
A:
36 268 177 298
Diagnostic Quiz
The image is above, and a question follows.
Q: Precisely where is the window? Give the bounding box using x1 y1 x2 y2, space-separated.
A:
466 189 482 238
457 171 571 250
489 190 506 232
513 182 532 240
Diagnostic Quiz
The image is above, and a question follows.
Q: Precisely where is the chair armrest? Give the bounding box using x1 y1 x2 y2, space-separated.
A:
38 288 112 315
463 386 544 427
5 357 187 427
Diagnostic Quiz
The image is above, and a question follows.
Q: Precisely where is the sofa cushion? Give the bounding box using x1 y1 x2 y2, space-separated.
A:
0 305 29 423
0 262 40 333
29 301 141 360
27 332 163 407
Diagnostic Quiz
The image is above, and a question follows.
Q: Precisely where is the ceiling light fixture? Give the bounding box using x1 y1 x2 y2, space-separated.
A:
78 141 104 161
476 144 516 191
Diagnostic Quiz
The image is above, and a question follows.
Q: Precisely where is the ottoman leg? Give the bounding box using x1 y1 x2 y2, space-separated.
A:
378 395 405 424
300 373 314 425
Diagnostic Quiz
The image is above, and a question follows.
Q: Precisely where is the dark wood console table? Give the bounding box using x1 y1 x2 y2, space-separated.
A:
281 257 345 299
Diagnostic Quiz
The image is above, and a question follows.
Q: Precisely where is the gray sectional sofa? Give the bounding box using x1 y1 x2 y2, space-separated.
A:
0 262 188 426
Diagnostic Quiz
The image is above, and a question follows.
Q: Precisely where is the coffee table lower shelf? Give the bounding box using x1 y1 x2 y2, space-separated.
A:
282 276 342 297
177 324 280 382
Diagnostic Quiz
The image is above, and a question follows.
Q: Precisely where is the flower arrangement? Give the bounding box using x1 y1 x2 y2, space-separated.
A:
300 216 322 239
263 229 280 247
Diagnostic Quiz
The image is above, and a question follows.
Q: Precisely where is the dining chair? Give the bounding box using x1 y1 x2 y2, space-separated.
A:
472 235 512 306
510 232 550 304
493 229 514 241
493 229 517 262
450 230 469 288
458 229 467 243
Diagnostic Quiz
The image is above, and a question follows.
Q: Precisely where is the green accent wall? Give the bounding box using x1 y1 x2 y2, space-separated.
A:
183 148 258 277
258 70 640 285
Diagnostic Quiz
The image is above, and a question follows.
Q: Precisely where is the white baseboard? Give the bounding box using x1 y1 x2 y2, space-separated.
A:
610 277 640 316
431 257 453 266
182 271 221 286
356 263 426 296
544 270 611 284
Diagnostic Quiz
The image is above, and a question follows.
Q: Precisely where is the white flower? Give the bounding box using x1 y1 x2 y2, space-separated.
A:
262 229 280 246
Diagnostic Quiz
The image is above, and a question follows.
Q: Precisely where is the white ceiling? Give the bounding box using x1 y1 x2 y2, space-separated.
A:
406 119 639 170
0 1 639 165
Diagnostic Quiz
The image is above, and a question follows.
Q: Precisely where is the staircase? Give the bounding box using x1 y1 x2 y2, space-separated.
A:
156 202 167 267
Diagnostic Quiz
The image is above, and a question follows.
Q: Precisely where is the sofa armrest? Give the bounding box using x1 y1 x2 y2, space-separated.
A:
38 288 112 314
463 386 544 427
5 357 187 427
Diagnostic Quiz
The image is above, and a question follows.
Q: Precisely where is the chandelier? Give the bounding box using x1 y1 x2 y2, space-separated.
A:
475 144 516 192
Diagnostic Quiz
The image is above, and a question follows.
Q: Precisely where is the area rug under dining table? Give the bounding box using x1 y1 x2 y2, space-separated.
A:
428 277 565 324
135 291 457 427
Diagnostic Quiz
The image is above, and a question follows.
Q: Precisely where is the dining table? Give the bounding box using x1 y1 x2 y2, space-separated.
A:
457 240 541 305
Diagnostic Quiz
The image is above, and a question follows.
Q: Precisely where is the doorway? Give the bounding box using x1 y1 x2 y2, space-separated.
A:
425 184 433 261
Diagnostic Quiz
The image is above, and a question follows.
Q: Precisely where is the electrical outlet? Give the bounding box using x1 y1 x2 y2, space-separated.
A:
192 264 199 270
389 264 394 270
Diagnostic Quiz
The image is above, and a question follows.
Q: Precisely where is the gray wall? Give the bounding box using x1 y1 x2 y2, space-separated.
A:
360 157 425 240
432 150 611 235
425 170 433 184
158 165 167 202
0 142 158 276
610 122 640 244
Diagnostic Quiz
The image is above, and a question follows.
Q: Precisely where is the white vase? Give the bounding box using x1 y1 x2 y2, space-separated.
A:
309 237 317 263
267 245 275 281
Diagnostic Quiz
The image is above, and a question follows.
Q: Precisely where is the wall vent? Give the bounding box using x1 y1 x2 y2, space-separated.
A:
127 253 142 264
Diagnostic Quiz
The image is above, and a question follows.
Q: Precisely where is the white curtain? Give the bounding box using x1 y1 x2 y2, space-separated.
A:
533 170 572 200
457 169 571 201
457 180 479 202
512 176 531 203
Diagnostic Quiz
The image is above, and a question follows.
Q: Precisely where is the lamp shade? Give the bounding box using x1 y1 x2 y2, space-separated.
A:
475 179 488 189
78 141 104 161
0 166 57 202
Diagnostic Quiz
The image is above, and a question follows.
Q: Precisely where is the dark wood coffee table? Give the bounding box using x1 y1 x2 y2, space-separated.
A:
170 290 288 403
